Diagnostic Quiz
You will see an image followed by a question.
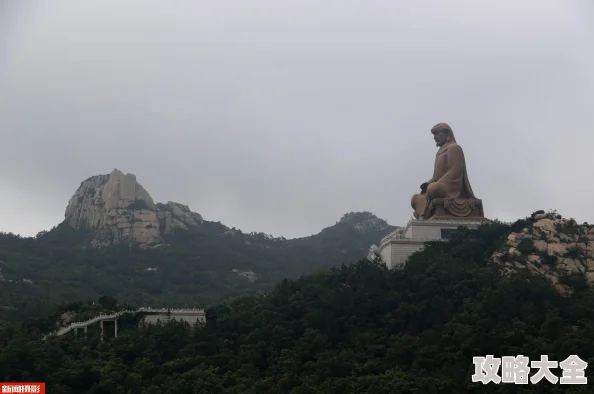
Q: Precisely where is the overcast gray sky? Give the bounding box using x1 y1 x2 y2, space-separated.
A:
1 0 593 239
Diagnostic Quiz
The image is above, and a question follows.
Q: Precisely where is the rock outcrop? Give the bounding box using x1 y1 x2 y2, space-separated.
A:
491 210 594 294
65 169 203 247
339 211 391 233
366 244 382 262
231 269 258 282
156 202 203 235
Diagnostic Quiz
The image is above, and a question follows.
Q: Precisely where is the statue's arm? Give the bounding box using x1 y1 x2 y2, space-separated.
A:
421 155 437 191
439 144 465 182
420 178 434 193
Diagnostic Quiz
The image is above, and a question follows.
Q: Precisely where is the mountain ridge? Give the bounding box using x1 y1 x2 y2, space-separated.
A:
0 176 396 326
63 168 394 248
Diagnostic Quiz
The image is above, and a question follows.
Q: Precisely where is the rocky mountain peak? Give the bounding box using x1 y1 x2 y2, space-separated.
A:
338 211 390 233
65 169 203 247
492 210 594 294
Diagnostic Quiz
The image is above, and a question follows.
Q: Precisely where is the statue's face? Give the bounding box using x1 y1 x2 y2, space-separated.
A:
432 130 448 147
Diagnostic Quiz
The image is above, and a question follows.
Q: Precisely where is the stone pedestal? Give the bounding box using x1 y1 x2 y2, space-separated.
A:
379 218 486 269
423 197 486 221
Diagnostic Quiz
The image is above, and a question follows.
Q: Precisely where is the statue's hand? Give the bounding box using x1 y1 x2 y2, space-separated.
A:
420 182 429 193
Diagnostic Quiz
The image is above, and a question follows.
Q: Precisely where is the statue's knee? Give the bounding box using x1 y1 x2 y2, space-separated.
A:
411 193 424 208
427 183 444 199
411 194 418 208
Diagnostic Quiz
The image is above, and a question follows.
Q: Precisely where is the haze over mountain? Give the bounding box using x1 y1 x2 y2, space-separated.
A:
1 1 593 239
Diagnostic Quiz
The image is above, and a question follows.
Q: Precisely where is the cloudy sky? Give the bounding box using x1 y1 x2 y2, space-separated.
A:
0 1 593 239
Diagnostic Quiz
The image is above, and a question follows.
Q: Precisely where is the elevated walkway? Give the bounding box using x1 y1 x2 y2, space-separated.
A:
43 308 206 340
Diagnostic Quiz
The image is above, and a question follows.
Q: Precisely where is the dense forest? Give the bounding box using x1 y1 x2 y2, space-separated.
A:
0 211 394 326
0 218 592 393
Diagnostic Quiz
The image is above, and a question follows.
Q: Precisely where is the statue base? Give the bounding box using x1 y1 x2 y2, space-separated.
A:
423 197 486 221
378 218 487 269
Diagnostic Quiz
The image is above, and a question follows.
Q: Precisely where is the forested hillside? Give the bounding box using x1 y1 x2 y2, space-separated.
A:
1 218 592 393
0 212 394 326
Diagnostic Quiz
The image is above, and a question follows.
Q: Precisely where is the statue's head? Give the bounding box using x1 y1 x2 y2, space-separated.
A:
431 122 456 147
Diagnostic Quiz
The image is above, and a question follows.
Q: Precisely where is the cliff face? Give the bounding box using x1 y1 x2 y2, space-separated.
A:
65 169 203 247
491 211 594 294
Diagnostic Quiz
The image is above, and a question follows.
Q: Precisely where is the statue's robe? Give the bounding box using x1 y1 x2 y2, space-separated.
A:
411 141 476 219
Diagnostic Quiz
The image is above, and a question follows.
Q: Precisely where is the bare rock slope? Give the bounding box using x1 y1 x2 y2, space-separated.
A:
338 211 391 233
491 210 594 294
65 169 203 247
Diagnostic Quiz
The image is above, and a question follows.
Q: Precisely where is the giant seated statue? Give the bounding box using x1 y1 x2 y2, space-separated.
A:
410 123 486 221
